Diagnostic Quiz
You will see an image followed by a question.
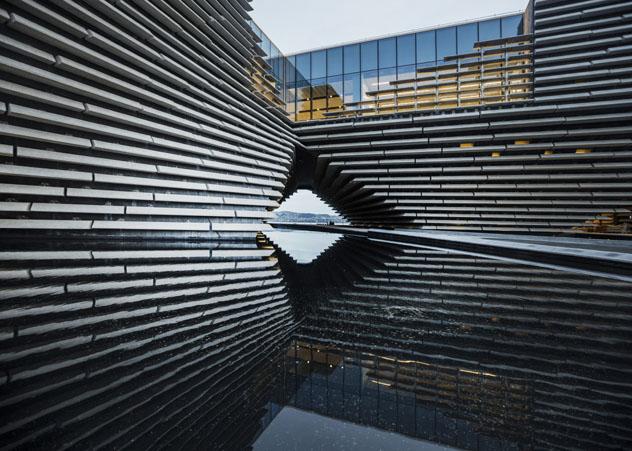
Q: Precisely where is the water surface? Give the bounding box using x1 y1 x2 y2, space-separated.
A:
1 231 631 450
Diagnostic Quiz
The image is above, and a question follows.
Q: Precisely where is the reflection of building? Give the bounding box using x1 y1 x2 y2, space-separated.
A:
271 235 632 450
0 240 296 448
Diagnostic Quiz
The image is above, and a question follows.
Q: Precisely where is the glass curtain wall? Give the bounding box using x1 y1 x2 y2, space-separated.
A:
284 14 524 121
250 13 525 121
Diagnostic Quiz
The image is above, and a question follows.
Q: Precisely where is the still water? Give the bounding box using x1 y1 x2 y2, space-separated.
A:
0 231 631 450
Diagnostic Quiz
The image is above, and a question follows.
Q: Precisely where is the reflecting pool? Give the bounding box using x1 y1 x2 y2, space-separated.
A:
1 231 631 450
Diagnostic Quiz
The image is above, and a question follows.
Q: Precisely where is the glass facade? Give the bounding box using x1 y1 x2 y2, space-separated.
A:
251 13 527 121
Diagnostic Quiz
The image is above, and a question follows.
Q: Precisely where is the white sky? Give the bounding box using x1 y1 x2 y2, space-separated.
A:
277 190 337 215
250 0 529 55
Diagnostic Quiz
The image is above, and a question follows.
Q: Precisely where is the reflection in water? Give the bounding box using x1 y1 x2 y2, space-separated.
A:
1 232 631 449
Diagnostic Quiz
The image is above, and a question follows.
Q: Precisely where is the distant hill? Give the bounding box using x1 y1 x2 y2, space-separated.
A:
271 211 346 224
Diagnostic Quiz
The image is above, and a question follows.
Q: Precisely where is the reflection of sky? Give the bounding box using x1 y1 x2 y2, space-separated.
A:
277 190 337 215
253 406 458 451
266 230 342 264
250 0 528 54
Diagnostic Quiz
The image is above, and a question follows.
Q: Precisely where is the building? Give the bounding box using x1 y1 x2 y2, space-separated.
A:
1 0 631 236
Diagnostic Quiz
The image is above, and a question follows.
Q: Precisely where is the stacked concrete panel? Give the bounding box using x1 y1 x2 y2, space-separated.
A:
285 236 632 449
0 240 295 448
0 0 295 239
297 0 632 233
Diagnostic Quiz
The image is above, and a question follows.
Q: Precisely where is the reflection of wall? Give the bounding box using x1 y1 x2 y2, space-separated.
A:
281 236 632 450
0 0 294 240
0 240 296 448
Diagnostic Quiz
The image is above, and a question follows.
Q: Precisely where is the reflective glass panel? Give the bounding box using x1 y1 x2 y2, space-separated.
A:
457 23 478 54
344 44 360 73
327 47 343 77
361 70 378 101
296 53 311 81
397 34 415 66
436 26 457 61
285 55 296 84
311 50 327 79
327 75 343 109
343 73 361 107
361 40 378 71
479 18 501 42
502 15 523 38
378 67 397 92
416 30 436 63
378 37 396 68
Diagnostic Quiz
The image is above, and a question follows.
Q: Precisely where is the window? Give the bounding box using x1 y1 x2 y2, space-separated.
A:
296 78 311 121
361 70 378 101
416 30 436 64
285 55 296 84
344 44 360 73
397 34 415 66
343 73 361 107
436 26 457 61
296 53 311 81
327 47 343 77
378 37 396 68
457 23 478 54
378 67 397 92
327 75 343 109
479 19 501 42
502 15 523 38
311 50 327 79
361 40 378 71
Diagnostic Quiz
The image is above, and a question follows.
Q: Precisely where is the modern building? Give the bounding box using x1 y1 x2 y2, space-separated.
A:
1 0 631 236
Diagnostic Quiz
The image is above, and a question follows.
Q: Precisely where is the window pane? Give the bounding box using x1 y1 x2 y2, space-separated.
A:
397 64 416 88
416 30 436 63
311 50 326 79
343 72 361 107
296 79 311 120
327 47 343 77
311 77 327 111
479 19 501 42
378 37 396 68
361 40 378 71
457 23 478 54
436 26 457 61
397 34 415 66
378 67 396 92
502 15 523 38
344 44 360 73
296 53 311 81
361 70 378 101
327 75 343 109
285 55 296 84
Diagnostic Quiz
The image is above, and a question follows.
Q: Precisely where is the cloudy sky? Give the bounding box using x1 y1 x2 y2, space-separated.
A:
250 0 529 54
252 0 528 214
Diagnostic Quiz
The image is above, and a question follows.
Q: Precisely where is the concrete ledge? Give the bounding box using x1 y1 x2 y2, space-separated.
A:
268 223 632 281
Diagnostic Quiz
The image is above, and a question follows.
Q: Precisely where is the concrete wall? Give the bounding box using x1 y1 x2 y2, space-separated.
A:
297 0 632 233
0 0 295 240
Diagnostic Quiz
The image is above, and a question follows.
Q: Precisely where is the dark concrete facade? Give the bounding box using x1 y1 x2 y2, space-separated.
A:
0 0 631 236
0 0 296 240
296 0 632 232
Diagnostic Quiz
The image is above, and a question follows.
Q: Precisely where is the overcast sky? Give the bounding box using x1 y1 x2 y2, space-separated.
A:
253 0 528 215
250 0 529 54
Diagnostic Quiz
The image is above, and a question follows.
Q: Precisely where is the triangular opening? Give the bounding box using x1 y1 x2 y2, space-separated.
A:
273 190 344 224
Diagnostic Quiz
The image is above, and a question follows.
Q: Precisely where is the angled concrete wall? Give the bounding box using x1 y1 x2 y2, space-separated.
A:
298 0 632 233
0 0 295 239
